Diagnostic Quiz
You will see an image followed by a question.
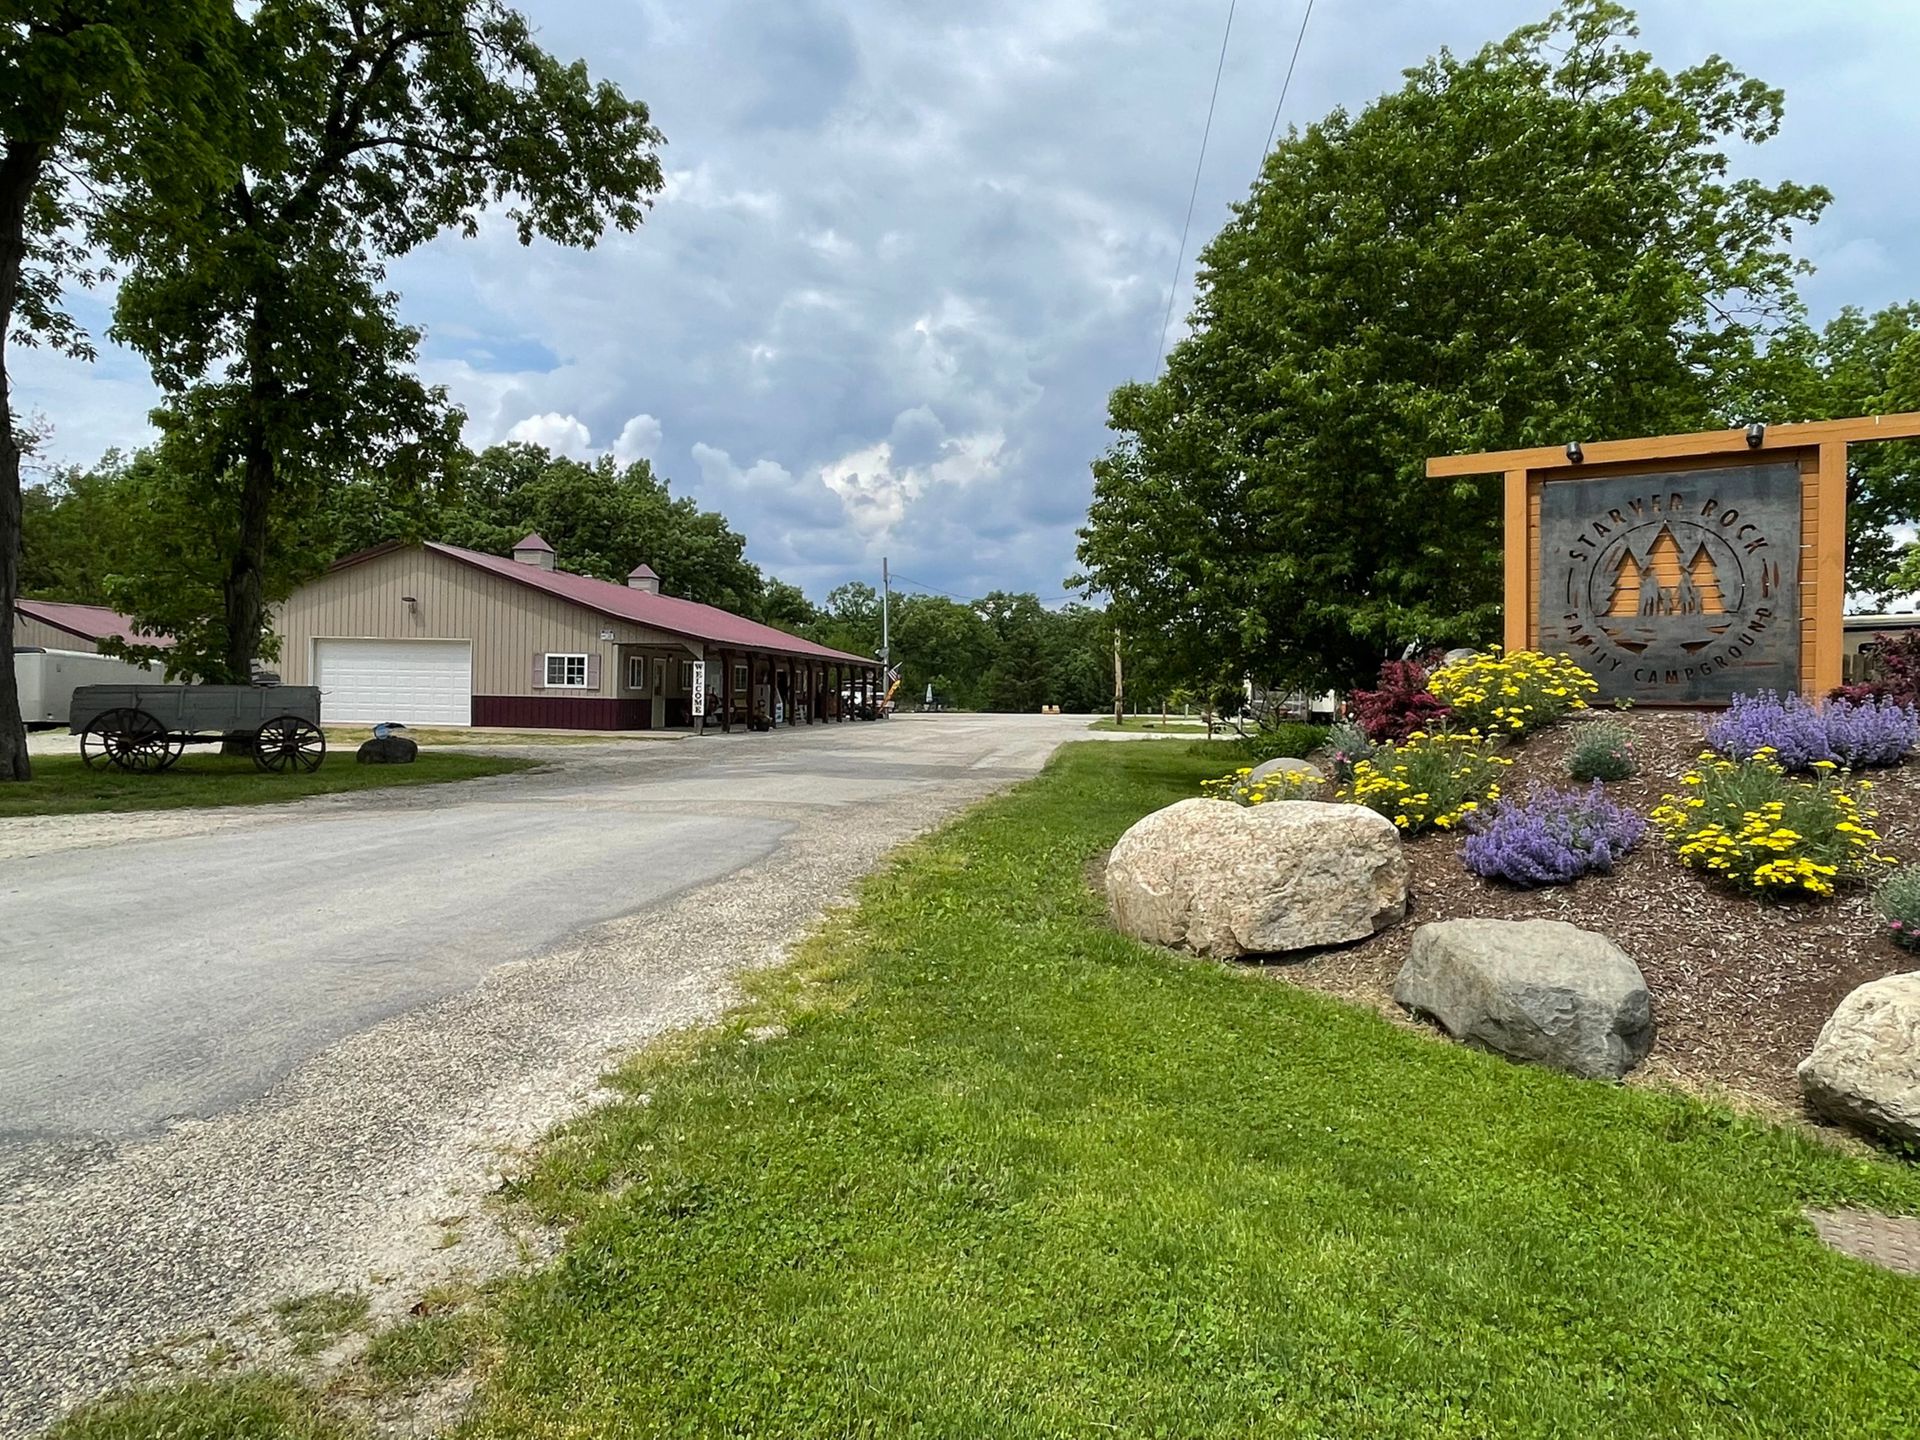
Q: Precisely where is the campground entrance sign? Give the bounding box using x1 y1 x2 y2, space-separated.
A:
1429 413 1920 704
1538 462 1800 703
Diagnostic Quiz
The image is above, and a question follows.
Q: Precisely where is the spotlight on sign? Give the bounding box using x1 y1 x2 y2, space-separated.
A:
1565 441 1585 464
1746 422 1766 448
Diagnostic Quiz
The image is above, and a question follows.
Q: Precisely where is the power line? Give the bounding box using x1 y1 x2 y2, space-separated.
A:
1154 0 1238 373
1261 0 1317 163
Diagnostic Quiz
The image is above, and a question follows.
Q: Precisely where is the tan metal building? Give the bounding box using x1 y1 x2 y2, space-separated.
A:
273 536 880 731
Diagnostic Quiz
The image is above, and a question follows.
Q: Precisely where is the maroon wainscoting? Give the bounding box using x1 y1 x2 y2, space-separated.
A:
471 696 649 730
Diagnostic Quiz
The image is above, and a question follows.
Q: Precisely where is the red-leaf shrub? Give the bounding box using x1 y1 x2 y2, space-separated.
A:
1352 659 1451 743
1833 631 1920 707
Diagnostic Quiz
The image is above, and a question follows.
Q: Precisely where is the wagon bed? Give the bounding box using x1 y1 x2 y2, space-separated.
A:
70 684 327 773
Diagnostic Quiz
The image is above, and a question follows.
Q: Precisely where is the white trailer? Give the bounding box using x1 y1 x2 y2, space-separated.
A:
12 647 165 728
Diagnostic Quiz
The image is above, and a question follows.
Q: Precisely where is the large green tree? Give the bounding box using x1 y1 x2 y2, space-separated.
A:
436 443 767 614
0 3 237 778
1748 304 1920 601
106 0 664 683
20 451 148 604
1078 0 1830 695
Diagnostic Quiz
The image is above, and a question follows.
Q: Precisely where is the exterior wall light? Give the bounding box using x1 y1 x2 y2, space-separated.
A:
401 595 419 614
1565 441 1585 463
1746 422 1766 448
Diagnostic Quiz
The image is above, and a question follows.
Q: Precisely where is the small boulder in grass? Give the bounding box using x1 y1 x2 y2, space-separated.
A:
1393 919 1654 1080
1799 974 1920 1144
356 735 418 764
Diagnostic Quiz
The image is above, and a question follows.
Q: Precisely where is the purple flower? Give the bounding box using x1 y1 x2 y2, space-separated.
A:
1706 691 1918 771
1461 782 1646 888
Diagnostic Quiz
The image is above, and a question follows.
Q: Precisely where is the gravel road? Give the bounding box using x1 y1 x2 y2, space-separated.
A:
0 714 1109 1434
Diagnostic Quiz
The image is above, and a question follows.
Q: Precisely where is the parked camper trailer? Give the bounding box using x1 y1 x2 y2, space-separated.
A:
12 647 165 728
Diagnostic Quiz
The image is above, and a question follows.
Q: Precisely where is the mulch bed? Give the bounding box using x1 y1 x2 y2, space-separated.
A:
1266 711 1920 1124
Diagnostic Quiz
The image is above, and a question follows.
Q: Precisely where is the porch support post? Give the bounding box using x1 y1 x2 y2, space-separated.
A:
722 649 733 733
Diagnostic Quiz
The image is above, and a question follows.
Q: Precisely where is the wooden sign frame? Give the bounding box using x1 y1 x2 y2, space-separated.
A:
1428 413 1920 700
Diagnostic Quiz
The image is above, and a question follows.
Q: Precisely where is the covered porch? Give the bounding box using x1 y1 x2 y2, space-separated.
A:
708 648 886 732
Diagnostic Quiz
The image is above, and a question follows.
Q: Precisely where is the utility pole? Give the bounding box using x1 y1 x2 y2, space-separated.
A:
880 556 891 676
1113 627 1124 727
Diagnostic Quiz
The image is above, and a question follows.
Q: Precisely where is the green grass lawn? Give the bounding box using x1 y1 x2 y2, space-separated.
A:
1086 715 1214 732
1 751 535 819
51 743 1920 1438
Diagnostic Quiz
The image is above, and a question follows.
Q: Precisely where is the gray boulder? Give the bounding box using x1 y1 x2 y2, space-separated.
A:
1248 756 1327 785
1393 919 1654 1080
355 735 419 765
1798 974 1920 1144
1105 798 1407 959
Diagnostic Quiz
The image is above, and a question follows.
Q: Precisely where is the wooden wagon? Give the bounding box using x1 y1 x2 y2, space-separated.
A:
69 684 327 774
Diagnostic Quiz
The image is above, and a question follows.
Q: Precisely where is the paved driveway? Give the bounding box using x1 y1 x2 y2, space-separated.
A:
0 713 1112 1431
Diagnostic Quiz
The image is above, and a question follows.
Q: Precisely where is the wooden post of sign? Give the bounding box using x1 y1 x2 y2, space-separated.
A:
1503 468 1529 654
1815 440 1848 695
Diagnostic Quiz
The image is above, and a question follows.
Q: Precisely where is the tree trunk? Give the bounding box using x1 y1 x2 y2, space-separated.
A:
0 137 49 782
222 297 282 686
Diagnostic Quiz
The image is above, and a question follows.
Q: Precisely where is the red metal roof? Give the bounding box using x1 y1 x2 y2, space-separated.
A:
14 600 174 649
412 543 874 665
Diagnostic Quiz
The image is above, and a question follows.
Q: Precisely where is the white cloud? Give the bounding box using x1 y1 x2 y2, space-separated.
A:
820 420 1007 538
613 413 663 464
504 411 594 458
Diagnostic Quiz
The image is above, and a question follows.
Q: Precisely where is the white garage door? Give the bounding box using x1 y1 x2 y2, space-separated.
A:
314 640 472 726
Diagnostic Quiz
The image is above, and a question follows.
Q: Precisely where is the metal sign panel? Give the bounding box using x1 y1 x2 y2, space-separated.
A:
1538 462 1801 704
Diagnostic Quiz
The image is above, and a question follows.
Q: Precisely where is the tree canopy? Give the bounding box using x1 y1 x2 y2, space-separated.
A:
0 1 240 778
1077 0 1864 696
103 0 665 683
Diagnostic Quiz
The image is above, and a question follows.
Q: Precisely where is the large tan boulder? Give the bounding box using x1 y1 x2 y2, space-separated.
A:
1798 974 1920 1143
1105 798 1407 958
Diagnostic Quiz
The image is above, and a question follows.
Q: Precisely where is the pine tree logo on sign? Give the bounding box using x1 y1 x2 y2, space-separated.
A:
1538 462 1801 703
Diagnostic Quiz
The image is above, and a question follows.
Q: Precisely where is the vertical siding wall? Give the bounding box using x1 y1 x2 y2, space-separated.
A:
273 548 699 698
12 615 95 652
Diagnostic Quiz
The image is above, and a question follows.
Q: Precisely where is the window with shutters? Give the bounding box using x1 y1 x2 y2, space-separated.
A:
545 653 588 688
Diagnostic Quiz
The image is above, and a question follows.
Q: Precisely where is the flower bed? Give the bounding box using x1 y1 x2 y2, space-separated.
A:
1650 754 1886 898
1251 709 1920 1114
1705 691 1918 772
1428 648 1598 737
1343 731 1510 835
1200 767 1322 806
1461 782 1645 888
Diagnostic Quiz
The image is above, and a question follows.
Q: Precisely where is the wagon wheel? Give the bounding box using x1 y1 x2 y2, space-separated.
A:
253 715 326 773
82 708 183 774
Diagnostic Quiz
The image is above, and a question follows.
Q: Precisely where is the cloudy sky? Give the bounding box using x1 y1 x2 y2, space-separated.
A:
17 0 1920 605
